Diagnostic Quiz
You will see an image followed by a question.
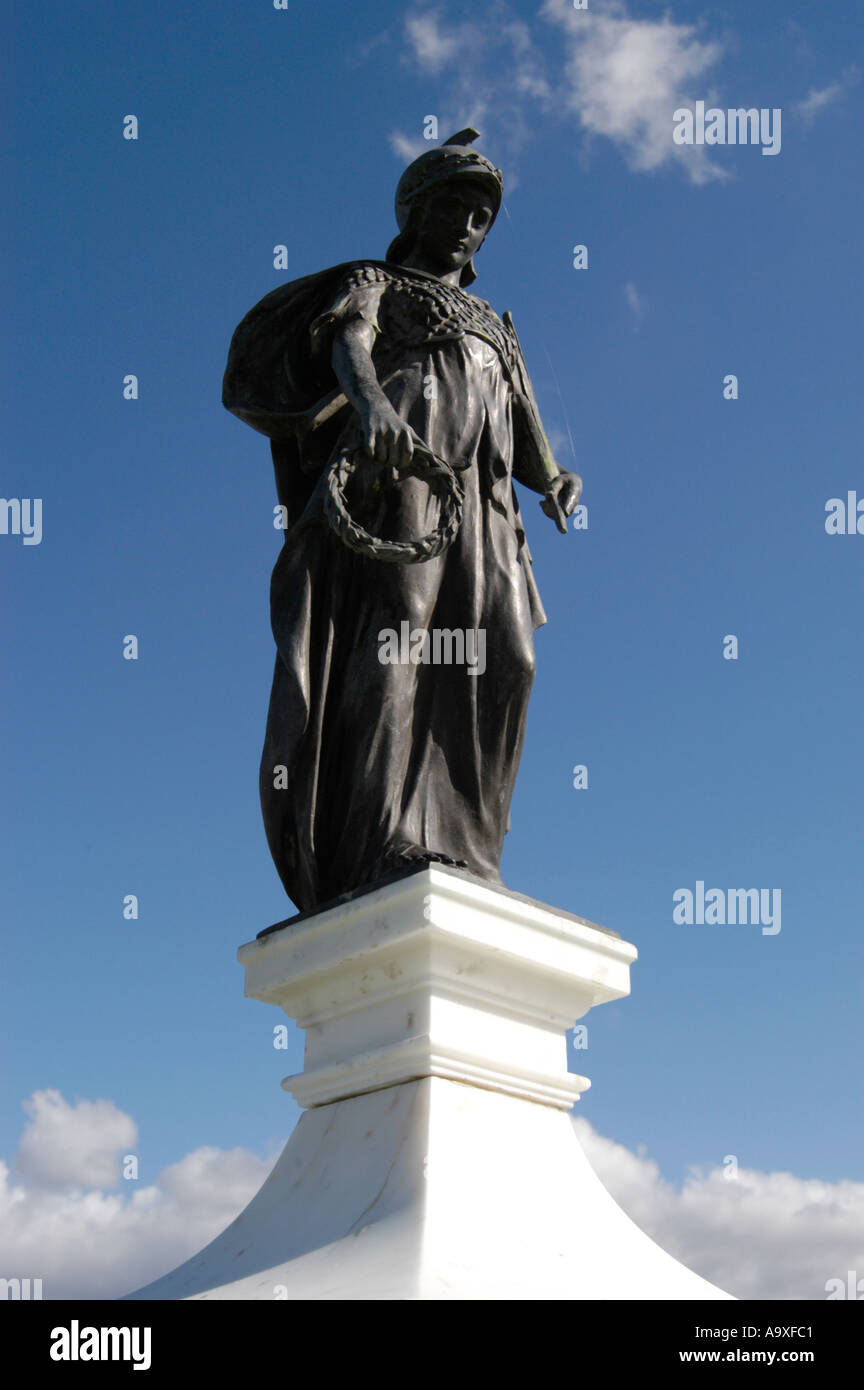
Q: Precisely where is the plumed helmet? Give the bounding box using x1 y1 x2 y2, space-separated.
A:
386 129 503 287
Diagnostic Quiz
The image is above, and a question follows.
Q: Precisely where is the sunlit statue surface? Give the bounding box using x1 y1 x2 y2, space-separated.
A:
223 130 581 913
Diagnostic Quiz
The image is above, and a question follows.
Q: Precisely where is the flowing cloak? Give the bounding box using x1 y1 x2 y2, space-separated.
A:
223 259 556 913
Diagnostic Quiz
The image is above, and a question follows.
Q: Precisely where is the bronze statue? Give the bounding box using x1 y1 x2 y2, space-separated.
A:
223 130 581 913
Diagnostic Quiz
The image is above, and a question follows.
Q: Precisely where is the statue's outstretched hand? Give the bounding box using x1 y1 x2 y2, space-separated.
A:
359 399 415 475
541 470 583 533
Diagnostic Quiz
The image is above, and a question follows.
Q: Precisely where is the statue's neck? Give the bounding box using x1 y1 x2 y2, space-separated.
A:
399 254 463 288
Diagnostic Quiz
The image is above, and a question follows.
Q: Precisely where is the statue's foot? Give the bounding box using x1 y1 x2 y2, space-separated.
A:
381 844 469 874
401 849 469 870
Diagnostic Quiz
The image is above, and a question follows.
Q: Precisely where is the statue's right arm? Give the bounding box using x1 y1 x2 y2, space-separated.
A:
331 319 415 471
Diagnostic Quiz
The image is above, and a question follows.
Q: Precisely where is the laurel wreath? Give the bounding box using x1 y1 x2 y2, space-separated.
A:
323 438 464 564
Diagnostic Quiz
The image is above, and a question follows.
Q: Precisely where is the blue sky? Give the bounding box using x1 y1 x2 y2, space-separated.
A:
2 0 862 1297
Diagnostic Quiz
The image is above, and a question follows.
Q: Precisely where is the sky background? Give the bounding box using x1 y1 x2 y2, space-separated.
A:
2 0 862 1299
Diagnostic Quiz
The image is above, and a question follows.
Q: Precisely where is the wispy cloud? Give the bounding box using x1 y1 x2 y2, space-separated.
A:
389 6 552 176
623 280 644 328
796 67 858 124
343 29 391 71
404 12 466 74
391 1 731 186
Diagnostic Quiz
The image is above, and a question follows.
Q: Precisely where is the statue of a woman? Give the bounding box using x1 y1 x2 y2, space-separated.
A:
223 130 581 913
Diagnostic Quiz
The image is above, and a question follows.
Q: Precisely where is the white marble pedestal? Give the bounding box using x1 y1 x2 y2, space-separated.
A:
127 866 731 1300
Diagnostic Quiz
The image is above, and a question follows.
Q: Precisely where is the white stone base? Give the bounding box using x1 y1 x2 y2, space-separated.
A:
126 868 732 1300
128 1075 729 1300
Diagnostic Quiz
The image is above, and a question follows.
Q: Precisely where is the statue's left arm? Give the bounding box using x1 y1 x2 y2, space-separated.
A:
503 311 582 533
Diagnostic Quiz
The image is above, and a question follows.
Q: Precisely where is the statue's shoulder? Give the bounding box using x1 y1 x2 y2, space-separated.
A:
464 291 504 322
224 261 416 423
234 261 386 322
225 260 391 375
330 259 395 286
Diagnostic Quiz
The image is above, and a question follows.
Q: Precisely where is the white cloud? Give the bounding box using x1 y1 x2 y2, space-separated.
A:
390 7 552 173
796 68 858 124
392 2 732 187
404 13 466 74
624 280 644 326
0 1092 276 1299
542 0 728 184
389 132 428 162
2 1090 860 1300
545 423 568 460
14 1090 137 1191
574 1117 864 1301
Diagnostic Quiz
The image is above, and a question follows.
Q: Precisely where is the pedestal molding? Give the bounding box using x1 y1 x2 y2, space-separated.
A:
125 870 733 1300
284 1032 590 1110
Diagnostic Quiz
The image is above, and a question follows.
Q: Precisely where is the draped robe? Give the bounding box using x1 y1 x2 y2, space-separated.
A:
223 260 553 913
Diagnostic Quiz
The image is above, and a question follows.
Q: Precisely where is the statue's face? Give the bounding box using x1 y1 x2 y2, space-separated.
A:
411 179 495 276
